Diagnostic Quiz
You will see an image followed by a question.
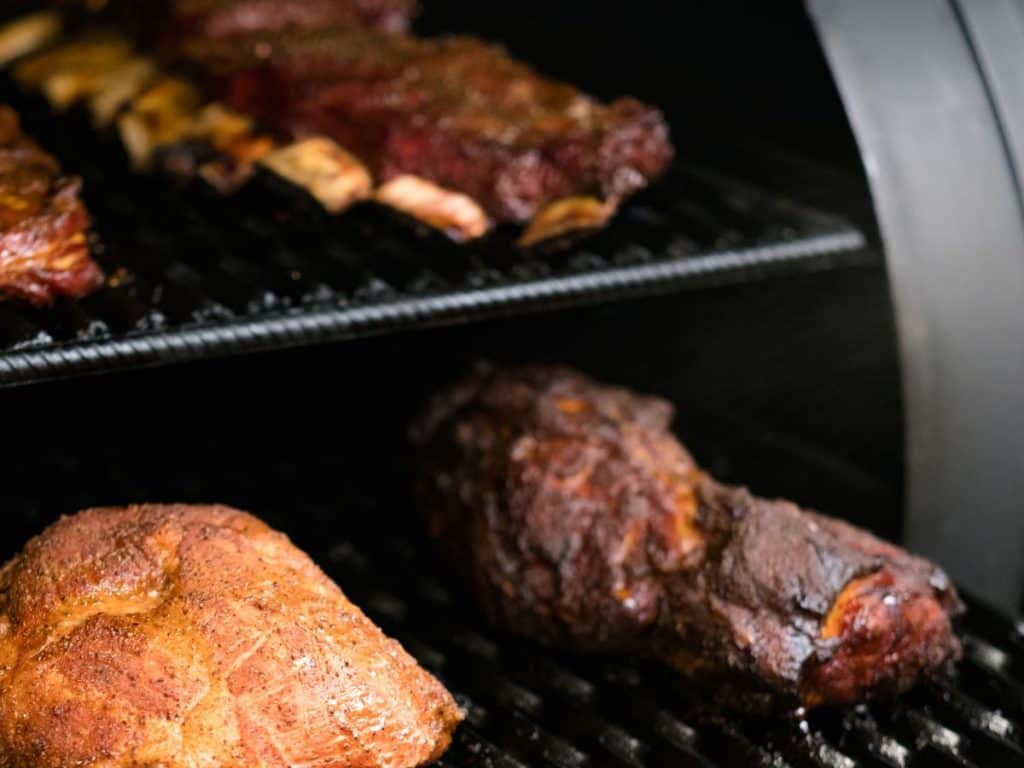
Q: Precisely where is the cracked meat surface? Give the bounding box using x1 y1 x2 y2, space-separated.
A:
413 365 963 711
0 505 462 768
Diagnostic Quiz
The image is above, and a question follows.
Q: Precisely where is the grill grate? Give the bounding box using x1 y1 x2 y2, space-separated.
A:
0 82 869 388
1 451 1020 768
333 535 1024 768
4 513 1020 768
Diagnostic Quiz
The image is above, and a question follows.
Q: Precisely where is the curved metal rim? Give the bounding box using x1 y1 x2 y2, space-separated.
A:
807 0 1024 613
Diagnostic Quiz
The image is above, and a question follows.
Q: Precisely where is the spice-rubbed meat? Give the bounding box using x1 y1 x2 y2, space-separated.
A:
183 27 674 223
412 365 963 712
0 106 103 305
0 505 462 768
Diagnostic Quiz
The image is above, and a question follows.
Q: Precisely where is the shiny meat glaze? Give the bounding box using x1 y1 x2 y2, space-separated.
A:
413 365 963 712
0 105 102 305
0 505 462 768
183 27 674 223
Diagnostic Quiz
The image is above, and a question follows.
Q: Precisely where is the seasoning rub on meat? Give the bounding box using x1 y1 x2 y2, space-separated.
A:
0 504 462 768
413 365 963 712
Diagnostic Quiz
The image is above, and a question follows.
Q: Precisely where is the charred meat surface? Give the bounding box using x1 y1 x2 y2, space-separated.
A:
181 26 674 224
0 504 462 768
0 105 102 305
413 365 962 711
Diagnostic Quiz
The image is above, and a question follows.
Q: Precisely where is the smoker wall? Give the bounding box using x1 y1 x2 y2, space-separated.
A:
809 0 1024 613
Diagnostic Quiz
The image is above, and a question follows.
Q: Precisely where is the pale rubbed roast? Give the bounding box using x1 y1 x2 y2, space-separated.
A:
0 505 462 768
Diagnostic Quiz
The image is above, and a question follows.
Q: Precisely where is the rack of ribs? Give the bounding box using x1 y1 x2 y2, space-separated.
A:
182 23 674 241
2 1 672 244
412 365 963 712
0 105 103 305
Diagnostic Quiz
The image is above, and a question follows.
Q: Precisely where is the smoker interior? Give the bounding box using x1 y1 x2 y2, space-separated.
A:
4 0 1022 765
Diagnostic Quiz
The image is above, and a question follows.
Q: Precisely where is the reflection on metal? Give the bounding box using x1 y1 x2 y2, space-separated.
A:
807 0 1024 613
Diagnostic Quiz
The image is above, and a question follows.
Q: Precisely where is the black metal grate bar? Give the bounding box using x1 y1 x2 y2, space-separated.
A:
0 81 871 389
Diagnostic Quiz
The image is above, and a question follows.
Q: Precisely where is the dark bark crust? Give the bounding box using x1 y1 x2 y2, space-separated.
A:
413 364 962 711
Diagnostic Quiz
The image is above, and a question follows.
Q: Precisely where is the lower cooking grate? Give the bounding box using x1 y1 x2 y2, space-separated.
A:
0 81 869 388
334 535 1024 768
5 516 1020 768
1 462 1020 768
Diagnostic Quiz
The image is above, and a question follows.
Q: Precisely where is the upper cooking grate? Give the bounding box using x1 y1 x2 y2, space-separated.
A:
0 83 868 389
